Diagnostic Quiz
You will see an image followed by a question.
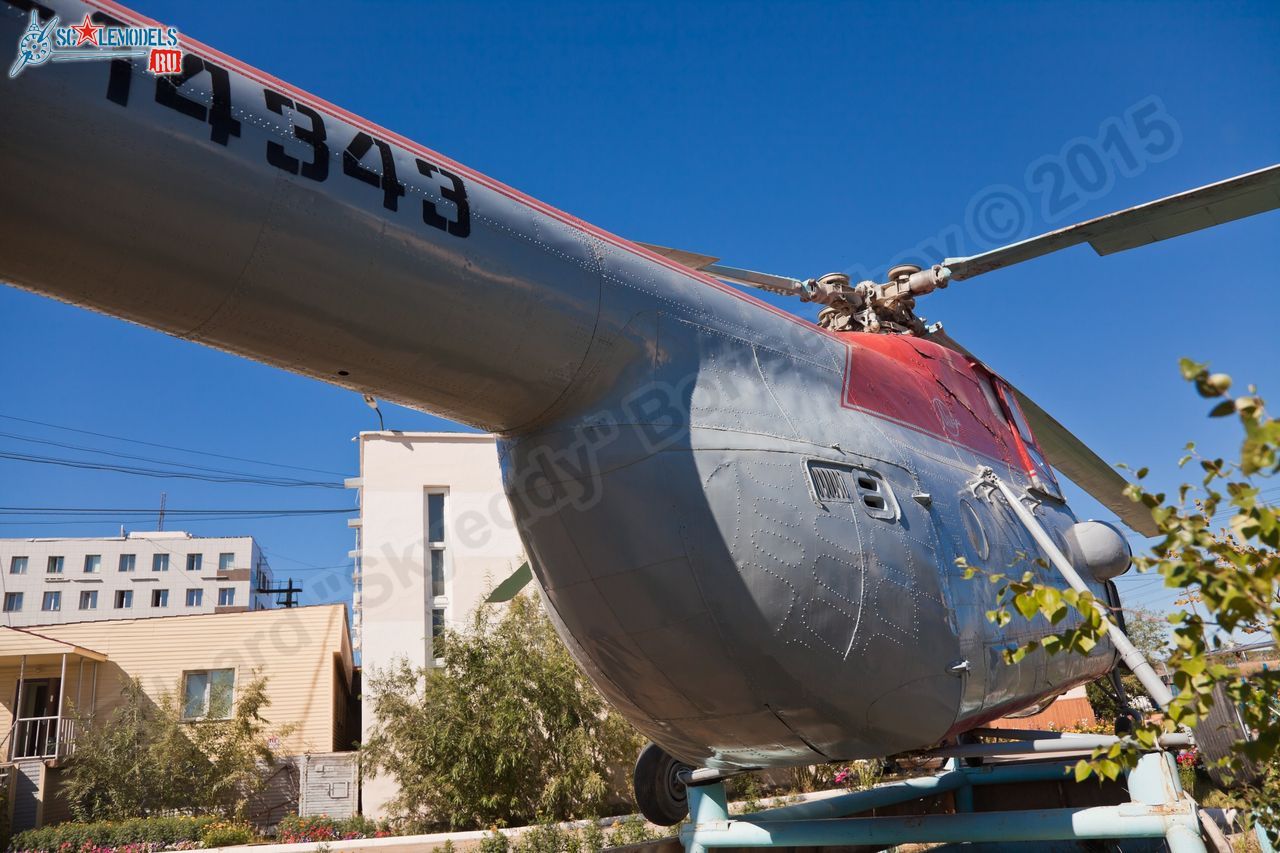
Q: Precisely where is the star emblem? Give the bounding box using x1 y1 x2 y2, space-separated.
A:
70 14 103 47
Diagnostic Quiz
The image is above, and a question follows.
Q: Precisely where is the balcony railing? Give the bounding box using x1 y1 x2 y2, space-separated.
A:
9 716 77 761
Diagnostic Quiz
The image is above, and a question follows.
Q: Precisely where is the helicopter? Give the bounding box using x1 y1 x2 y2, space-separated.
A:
2 0 1278 828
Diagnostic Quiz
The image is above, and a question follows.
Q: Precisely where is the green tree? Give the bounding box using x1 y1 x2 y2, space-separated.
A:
60 678 170 820
1085 608 1168 722
361 594 643 831
975 360 1279 828
188 675 282 816
61 672 285 821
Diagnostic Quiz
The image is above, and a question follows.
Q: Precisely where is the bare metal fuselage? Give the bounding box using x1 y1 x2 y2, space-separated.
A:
0 0 1114 769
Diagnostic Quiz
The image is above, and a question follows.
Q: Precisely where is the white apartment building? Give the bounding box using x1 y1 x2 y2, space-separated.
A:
0 532 276 627
349 432 526 818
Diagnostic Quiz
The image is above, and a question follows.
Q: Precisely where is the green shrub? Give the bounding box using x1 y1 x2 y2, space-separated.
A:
513 823 577 853
199 820 253 847
362 594 642 830
9 814 214 851
61 675 288 823
607 816 657 847
580 822 606 852
478 830 510 853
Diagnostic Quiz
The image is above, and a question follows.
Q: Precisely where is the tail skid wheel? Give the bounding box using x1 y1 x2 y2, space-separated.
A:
633 742 693 826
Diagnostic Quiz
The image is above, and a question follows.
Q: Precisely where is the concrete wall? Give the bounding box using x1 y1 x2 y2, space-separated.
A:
352 432 526 819
0 532 275 627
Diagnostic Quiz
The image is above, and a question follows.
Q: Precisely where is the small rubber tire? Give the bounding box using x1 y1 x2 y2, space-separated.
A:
1194 681 1261 790
955 730 983 767
1114 711 1139 736
633 741 692 826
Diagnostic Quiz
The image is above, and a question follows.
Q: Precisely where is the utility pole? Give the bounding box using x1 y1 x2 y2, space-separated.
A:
258 577 303 608
157 492 167 531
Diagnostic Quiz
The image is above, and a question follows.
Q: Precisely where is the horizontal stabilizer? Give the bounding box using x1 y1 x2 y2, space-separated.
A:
486 562 534 603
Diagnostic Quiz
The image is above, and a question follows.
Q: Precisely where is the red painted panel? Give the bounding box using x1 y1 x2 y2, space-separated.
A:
840 333 1019 466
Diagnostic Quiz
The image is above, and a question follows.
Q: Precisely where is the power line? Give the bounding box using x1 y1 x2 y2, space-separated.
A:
254 564 351 573
0 514 350 525
1114 570 1165 581
0 430 343 484
1099 484 1280 543
0 412 349 477
261 548 349 569
1120 582 1178 598
0 506 353 515
0 505 353 526
0 450 343 488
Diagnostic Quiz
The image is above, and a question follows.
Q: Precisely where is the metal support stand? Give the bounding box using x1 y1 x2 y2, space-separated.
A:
680 752 1206 852
680 468 1232 850
1257 822 1277 853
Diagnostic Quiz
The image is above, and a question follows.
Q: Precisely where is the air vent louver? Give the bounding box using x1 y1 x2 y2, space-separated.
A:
807 461 898 521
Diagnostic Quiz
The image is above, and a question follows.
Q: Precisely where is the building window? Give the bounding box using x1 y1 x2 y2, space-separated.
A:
427 492 446 544
186 553 202 572
152 553 169 572
41 591 61 612
79 590 98 610
186 588 203 607
182 669 235 720
84 554 101 574
3 592 22 612
218 553 235 572
430 549 445 598
152 589 169 608
115 590 133 609
9 556 27 575
119 553 136 572
46 556 63 574
218 587 235 607
427 493 447 646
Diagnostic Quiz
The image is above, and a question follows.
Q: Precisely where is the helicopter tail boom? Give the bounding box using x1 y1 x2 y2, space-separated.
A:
0 0 625 433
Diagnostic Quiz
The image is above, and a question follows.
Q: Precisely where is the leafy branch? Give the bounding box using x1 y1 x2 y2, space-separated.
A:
966 359 1280 827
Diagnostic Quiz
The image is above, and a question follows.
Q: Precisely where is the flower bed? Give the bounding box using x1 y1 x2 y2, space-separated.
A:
275 815 391 844
9 816 216 853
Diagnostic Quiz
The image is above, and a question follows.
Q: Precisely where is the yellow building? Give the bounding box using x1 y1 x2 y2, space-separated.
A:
0 604 355 831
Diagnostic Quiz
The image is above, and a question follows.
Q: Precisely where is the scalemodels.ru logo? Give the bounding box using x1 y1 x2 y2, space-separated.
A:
8 9 182 79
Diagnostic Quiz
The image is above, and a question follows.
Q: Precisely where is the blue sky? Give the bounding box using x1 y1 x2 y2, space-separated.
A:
2 0 1278 618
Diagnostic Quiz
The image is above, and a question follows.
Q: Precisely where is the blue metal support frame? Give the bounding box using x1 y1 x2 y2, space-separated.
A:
680 752 1208 853
1255 811 1278 853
